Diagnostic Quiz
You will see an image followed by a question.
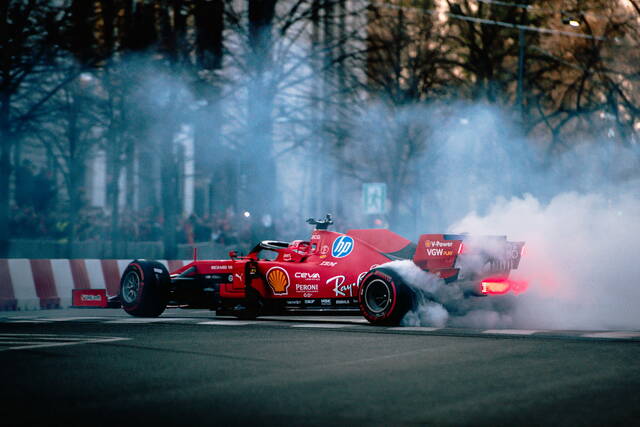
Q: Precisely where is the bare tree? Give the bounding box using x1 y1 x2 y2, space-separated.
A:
323 1 450 230
525 0 640 158
0 1 76 255
219 1 368 220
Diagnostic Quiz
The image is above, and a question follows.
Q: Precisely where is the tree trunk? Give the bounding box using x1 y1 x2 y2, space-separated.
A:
125 138 136 211
321 0 335 213
193 0 224 216
193 83 222 216
66 88 82 249
246 0 278 216
106 128 122 250
308 0 321 215
0 2 11 255
195 0 224 70
161 131 179 259
101 3 123 254
0 91 10 257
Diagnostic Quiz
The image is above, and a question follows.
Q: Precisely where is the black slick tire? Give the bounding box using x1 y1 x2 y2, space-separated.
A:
358 267 413 326
120 260 169 317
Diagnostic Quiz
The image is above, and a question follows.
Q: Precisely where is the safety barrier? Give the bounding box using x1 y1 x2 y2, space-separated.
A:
5 239 235 260
0 259 188 311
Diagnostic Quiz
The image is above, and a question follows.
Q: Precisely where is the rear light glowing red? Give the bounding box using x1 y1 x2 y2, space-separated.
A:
458 243 464 255
481 279 510 295
481 278 528 295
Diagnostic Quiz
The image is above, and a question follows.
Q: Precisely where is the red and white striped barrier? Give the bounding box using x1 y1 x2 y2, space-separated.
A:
0 259 188 311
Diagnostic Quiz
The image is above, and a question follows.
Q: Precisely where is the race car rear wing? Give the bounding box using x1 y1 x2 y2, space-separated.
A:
413 234 525 283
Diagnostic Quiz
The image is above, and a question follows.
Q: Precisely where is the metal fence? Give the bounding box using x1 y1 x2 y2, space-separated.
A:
6 239 235 260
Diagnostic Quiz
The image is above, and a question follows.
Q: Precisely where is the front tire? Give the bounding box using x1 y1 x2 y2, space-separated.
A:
358 268 413 326
120 260 169 317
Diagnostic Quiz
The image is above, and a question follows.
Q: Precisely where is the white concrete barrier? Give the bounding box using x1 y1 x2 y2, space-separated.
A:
0 259 188 310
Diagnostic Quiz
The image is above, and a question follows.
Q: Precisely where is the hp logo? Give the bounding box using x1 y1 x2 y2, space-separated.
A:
332 236 354 258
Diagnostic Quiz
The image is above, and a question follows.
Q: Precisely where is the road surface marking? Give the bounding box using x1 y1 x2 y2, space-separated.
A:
0 334 130 351
581 331 640 339
4 320 52 323
2 316 41 319
6 337 131 351
388 327 442 332
37 317 109 322
198 321 254 326
482 329 542 335
0 335 88 342
262 316 368 324
105 318 191 323
0 333 61 337
105 317 194 323
291 324 348 328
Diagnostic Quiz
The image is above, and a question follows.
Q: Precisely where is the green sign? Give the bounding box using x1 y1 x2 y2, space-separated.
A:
362 183 386 215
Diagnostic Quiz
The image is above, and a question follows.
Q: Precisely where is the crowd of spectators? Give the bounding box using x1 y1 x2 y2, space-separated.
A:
9 158 345 248
10 160 61 238
10 201 312 250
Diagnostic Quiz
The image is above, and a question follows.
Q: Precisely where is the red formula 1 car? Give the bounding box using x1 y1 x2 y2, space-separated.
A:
119 215 525 325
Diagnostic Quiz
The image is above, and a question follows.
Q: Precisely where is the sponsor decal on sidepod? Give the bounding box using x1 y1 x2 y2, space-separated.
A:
294 272 320 280
327 275 357 297
266 267 290 295
295 283 319 293
332 236 354 258
320 261 337 267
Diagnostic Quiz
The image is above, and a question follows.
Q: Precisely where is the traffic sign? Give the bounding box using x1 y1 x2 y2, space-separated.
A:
362 183 386 214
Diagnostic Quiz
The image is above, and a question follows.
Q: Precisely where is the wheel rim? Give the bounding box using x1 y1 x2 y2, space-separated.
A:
364 278 392 314
122 271 140 304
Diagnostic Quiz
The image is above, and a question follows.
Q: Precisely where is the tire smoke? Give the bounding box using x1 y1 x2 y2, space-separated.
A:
386 189 640 330
451 191 640 330
384 260 517 329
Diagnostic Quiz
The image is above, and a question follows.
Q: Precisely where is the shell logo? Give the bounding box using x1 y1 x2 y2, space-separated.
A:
425 240 431 248
266 267 290 295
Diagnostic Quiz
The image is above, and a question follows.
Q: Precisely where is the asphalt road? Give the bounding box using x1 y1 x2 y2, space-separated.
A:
1 309 639 426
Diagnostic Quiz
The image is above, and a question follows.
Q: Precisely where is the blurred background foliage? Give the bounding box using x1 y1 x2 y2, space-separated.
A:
1 0 638 257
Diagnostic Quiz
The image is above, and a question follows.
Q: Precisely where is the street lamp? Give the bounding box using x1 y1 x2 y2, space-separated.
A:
517 10 584 120
562 12 581 27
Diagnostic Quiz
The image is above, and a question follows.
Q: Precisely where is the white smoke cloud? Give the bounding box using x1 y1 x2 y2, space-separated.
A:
450 190 640 331
382 260 452 328
377 100 640 331
386 188 640 331
384 260 517 329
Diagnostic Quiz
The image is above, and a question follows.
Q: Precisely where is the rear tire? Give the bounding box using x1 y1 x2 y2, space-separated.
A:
120 260 169 317
358 268 413 326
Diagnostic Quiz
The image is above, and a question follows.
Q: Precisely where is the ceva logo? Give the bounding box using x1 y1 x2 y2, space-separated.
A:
332 235 354 258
